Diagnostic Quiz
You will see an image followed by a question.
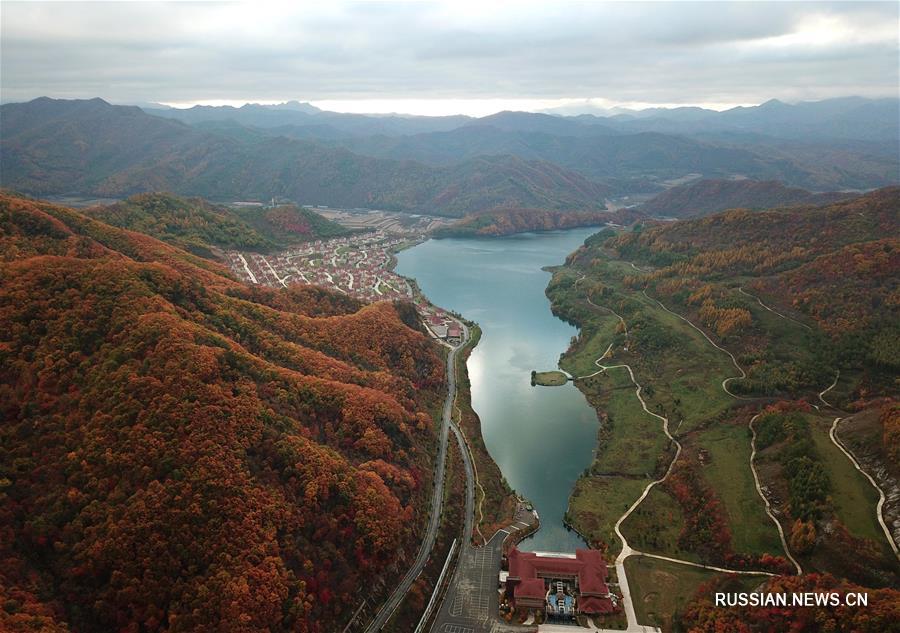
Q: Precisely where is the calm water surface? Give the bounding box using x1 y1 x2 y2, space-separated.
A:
396 227 600 552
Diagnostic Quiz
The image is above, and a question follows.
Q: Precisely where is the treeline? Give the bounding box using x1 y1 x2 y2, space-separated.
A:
84 193 350 258
754 411 831 521
0 193 445 632
664 462 792 575
433 207 642 238
681 573 900 632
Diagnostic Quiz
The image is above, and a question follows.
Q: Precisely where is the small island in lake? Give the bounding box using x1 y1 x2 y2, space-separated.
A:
531 370 569 386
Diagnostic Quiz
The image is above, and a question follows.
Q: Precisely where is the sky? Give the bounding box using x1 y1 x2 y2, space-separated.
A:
1 1 898 116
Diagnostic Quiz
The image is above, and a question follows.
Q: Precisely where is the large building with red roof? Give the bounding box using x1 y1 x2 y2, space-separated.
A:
505 547 615 616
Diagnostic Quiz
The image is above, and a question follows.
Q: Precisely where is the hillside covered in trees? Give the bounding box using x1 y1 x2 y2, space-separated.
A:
0 193 446 632
432 207 642 238
635 178 854 218
546 186 899 632
609 187 899 397
682 572 899 631
84 193 349 258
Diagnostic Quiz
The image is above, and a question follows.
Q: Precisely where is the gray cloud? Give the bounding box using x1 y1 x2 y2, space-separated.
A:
1 1 897 109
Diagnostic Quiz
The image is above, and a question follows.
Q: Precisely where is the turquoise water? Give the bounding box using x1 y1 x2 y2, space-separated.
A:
396 228 601 552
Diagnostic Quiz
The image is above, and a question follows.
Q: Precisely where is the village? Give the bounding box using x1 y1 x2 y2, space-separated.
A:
225 213 465 346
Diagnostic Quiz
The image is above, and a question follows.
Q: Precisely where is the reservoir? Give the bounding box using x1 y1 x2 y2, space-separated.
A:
396 227 600 552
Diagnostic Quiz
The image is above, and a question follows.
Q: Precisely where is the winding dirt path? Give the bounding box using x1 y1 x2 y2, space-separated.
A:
737 286 811 331
829 417 900 560
642 290 749 399
818 371 840 408
748 414 803 574
569 278 779 630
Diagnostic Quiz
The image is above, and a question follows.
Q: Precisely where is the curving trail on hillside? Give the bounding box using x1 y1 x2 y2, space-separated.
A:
749 414 803 574
818 371 840 408
570 280 778 631
642 290 749 399
737 286 811 331
829 417 900 561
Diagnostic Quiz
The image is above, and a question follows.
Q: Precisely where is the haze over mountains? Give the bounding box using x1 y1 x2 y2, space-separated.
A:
2 96 897 218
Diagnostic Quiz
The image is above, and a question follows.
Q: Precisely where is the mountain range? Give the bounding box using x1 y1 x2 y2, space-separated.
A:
149 99 900 191
2 97 897 217
0 98 608 216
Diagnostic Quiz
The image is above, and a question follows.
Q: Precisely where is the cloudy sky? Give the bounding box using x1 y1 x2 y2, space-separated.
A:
2 1 898 115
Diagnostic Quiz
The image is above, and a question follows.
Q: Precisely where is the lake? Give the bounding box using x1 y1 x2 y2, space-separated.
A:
396 227 601 552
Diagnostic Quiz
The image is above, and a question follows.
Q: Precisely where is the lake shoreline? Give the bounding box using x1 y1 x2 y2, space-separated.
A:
397 227 601 552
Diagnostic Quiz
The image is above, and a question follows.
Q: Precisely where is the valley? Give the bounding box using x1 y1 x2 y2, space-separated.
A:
1 96 898 633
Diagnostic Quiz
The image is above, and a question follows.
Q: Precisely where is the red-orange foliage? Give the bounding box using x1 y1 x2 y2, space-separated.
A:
265 206 313 235
611 188 899 342
881 401 900 465
698 298 752 338
756 238 899 338
664 461 792 575
664 462 733 563
681 573 900 632
0 194 445 632
435 206 641 237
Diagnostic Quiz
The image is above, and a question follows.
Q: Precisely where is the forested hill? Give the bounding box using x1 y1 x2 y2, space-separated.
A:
0 192 446 632
433 206 643 238
0 98 608 216
608 187 899 393
635 178 855 218
83 192 349 257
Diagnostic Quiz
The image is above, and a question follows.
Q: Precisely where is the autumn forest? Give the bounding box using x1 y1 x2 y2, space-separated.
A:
0 194 446 631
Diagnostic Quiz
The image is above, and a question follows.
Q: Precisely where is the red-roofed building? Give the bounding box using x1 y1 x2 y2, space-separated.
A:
506 548 615 615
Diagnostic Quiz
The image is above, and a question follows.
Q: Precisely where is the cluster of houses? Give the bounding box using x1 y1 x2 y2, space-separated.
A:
225 230 467 346
225 232 414 303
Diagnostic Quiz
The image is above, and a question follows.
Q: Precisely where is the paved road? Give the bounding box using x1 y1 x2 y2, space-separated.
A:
450 421 476 550
364 327 467 633
429 323 541 633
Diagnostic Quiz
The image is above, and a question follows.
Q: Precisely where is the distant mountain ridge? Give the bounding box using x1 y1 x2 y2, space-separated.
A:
636 179 857 218
148 96 900 143
2 96 896 214
0 98 608 216
143 99 898 191
557 97 900 143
